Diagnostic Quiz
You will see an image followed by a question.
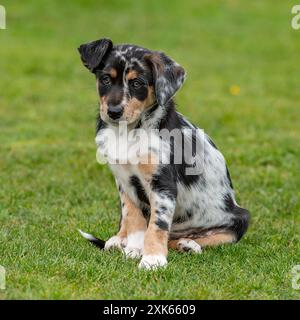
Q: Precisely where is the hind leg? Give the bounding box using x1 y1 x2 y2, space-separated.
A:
169 238 202 253
169 230 236 252
193 231 236 247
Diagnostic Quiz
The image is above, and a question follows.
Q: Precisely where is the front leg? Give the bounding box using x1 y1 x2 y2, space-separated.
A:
139 166 177 270
122 193 148 258
105 184 147 256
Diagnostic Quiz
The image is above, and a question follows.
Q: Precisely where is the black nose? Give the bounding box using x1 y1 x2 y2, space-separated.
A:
107 105 123 120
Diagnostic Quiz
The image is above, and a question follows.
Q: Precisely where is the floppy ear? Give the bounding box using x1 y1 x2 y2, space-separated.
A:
78 38 113 73
145 51 186 106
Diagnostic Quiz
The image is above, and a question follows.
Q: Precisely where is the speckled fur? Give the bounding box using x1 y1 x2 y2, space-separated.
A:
78 38 250 269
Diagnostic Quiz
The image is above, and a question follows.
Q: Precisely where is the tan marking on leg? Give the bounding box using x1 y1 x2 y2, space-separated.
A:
117 222 127 239
143 194 169 257
115 191 146 242
121 193 147 258
122 193 147 234
144 224 168 256
169 231 236 250
139 190 173 269
193 232 235 247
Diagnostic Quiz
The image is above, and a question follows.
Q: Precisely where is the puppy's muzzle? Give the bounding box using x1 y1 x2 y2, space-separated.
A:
107 105 123 120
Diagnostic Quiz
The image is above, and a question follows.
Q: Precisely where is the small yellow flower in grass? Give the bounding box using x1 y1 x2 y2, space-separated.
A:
229 85 240 96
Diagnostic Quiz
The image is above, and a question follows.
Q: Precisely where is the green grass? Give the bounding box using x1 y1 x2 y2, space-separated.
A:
1 0 300 299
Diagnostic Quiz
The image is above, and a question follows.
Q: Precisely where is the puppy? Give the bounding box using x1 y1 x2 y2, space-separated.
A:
78 38 249 270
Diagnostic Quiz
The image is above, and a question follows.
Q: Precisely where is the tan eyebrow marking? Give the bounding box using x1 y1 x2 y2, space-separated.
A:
126 70 139 81
109 68 117 78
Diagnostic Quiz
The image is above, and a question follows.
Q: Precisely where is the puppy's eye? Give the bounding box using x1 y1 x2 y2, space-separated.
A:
130 79 143 89
100 75 112 86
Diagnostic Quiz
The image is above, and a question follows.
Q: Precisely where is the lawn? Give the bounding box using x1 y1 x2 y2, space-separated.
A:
0 0 299 299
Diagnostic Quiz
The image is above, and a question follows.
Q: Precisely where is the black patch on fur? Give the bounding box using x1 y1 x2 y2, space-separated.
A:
131 85 148 101
107 86 124 107
97 79 111 97
223 193 235 212
173 163 200 188
151 165 177 199
155 205 168 216
229 206 250 241
118 183 123 193
134 119 142 129
156 218 169 231
186 209 193 218
158 103 201 188
141 205 150 219
173 209 193 224
158 100 187 131
173 215 188 224
127 64 150 101
129 175 150 205
83 234 106 249
206 135 218 149
159 205 167 213
96 114 107 134
78 38 113 73
223 193 250 241
226 165 234 189
143 103 159 121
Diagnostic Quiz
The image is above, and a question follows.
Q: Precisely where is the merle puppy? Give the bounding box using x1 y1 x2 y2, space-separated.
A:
78 38 249 270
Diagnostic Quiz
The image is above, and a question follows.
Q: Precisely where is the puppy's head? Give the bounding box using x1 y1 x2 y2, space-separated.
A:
78 38 186 125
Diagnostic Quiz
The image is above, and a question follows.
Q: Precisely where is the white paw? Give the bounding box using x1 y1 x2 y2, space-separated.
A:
177 239 202 253
123 246 143 259
104 236 127 250
138 255 168 270
123 231 144 258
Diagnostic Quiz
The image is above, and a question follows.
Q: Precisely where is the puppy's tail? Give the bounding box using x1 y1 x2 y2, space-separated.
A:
78 229 105 249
